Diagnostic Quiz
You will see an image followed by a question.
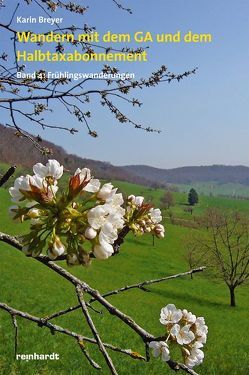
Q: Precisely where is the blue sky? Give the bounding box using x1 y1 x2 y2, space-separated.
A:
1 0 249 168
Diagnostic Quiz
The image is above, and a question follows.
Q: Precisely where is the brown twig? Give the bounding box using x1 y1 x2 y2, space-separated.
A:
76 285 118 375
90 267 206 302
77 337 101 370
0 302 145 362
11 314 18 358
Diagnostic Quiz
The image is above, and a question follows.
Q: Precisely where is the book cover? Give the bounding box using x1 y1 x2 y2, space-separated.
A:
0 1 248 374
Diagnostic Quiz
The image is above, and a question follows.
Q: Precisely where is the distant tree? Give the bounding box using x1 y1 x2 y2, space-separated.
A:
160 191 175 209
188 188 198 206
186 208 249 307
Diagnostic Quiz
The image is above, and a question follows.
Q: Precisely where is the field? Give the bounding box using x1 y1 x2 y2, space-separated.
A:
0 179 249 375
177 181 249 198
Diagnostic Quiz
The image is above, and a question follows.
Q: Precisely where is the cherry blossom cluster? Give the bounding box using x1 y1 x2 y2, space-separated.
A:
149 304 208 368
125 195 165 238
9 160 165 265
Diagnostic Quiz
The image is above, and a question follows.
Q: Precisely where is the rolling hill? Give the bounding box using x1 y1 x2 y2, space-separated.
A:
123 164 249 185
2 124 249 196
0 125 165 188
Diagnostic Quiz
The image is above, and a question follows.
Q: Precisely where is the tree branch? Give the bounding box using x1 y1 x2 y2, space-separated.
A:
11 314 18 358
41 267 206 321
0 165 16 187
0 232 202 374
76 285 118 375
90 267 206 302
0 302 145 362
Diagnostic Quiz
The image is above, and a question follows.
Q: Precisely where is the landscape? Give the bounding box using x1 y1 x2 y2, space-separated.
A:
0 127 248 375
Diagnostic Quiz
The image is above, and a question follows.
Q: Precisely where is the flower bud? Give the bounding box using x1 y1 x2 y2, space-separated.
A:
93 241 114 259
154 223 165 238
47 249 58 260
135 196 144 206
48 235 65 258
85 227 97 240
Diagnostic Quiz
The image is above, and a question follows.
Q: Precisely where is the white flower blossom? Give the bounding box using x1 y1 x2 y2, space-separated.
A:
9 175 32 202
170 324 195 345
160 304 183 325
182 309 196 324
195 318 208 335
195 317 208 343
9 174 57 203
83 179 101 193
196 333 207 344
9 159 166 264
149 341 170 362
33 159 63 180
128 195 144 206
29 175 45 189
106 192 124 206
185 342 204 368
107 212 125 230
93 240 114 259
87 205 108 230
97 183 114 200
105 193 125 217
135 196 144 206
99 222 118 245
149 208 162 224
88 195 125 233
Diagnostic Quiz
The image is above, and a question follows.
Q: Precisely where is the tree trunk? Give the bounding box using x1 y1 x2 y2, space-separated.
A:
229 286 236 307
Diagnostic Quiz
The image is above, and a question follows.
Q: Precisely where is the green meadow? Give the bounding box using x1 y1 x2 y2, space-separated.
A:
177 181 249 198
0 180 248 375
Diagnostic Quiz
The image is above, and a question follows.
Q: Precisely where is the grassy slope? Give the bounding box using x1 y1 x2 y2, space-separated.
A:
0 183 249 375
